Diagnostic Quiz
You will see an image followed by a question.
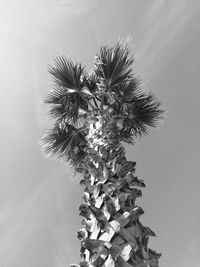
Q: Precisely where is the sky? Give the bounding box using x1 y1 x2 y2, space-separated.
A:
0 0 200 266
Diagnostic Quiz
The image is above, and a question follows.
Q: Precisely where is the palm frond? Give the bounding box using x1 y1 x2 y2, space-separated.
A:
108 78 142 114
119 77 141 102
69 149 87 170
83 72 101 108
40 123 87 164
45 86 88 124
122 92 165 136
84 72 100 94
45 57 95 123
94 43 134 88
118 130 135 145
48 56 84 89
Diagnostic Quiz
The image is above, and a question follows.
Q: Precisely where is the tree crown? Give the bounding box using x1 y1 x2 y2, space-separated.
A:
41 44 164 170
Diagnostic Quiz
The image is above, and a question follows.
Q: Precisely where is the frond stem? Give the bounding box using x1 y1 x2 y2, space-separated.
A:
93 97 99 109
79 92 96 110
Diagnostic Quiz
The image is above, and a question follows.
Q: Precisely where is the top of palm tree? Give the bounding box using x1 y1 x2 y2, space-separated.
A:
40 43 165 169
94 43 134 88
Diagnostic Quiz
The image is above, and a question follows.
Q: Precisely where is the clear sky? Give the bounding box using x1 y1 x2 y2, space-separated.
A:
0 1 200 266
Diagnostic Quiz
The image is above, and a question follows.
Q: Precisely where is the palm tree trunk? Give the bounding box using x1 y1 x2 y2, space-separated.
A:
74 110 161 267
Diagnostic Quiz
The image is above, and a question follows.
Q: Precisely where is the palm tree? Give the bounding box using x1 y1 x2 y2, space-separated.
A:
41 43 164 267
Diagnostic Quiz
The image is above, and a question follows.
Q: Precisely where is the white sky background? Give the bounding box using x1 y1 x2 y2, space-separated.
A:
0 0 200 266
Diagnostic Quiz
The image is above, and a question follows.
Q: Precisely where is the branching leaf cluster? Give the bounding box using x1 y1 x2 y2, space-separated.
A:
41 44 164 169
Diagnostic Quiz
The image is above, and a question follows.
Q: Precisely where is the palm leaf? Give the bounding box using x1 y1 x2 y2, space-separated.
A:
109 78 142 116
117 130 135 145
119 78 141 102
122 92 164 136
48 56 84 89
45 57 93 123
83 72 101 108
45 86 88 124
68 149 87 170
40 123 87 165
84 72 100 94
94 43 134 88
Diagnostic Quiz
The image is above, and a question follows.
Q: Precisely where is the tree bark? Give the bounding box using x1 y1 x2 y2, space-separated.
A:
74 110 161 267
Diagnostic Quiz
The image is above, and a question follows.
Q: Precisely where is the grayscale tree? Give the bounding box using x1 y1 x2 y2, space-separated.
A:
41 43 164 267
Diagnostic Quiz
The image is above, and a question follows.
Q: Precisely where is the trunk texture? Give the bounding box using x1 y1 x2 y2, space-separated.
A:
73 109 161 267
